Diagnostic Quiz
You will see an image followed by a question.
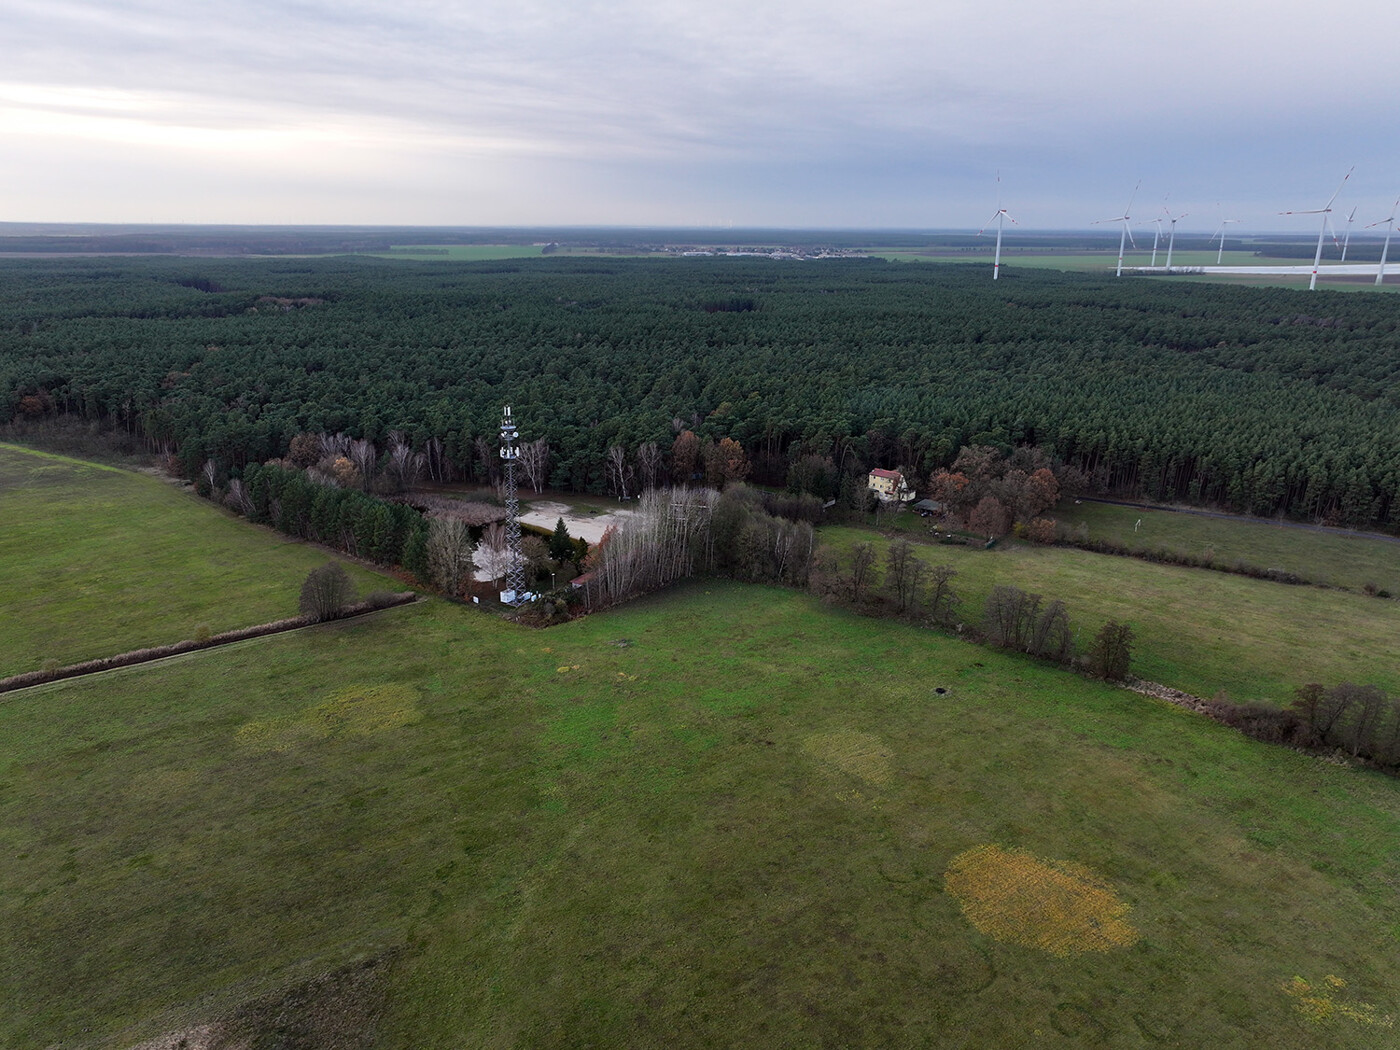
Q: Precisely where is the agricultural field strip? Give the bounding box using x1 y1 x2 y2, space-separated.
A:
1056 498 1400 594
0 443 395 676
819 525 1400 704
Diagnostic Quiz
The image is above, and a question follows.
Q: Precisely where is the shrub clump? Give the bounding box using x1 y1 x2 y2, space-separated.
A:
300 562 354 622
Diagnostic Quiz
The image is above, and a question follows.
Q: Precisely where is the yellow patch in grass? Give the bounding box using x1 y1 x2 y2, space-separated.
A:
237 684 420 752
944 844 1138 956
802 730 893 785
1283 976 1394 1027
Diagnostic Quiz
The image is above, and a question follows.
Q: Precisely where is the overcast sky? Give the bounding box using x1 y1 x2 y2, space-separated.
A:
5 0 1400 232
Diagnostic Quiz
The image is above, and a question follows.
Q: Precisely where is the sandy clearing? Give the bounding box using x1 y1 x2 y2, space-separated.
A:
518 500 636 544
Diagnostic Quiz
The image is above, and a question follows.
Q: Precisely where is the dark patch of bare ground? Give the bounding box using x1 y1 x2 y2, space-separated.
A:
131 956 392 1050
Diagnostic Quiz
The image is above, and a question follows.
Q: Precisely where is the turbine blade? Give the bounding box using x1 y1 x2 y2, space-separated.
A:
1125 179 1141 216
1323 166 1354 211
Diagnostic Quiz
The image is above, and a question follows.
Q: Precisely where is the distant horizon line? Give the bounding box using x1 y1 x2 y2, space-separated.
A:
0 221 1370 239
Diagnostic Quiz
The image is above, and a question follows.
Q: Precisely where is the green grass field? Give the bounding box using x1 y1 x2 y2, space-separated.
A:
1055 500 1400 594
0 444 393 676
8 458 1400 1048
819 525 1400 704
5 584 1400 1049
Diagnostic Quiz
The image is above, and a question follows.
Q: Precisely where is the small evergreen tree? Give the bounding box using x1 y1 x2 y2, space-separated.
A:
549 517 574 562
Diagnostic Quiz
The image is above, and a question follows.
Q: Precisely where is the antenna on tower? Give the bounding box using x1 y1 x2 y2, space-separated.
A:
498 405 529 605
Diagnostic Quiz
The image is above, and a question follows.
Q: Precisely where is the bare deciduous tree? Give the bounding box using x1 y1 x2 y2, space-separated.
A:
224 478 253 517
581 488 718 608
424 435 446 483
299 562 354 622
384 431 425 493
636 441 663 492
606 445 633 501
476 522 512 583
518 438 550 493
927 564 959 627
349 438 377 493
884 539 920 612
320 431 351 461
849 542 876 604
426 516 475 598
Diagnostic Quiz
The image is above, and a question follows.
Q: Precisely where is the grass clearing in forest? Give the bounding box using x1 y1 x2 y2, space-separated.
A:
1055 499 1400 594
0 443 394 676
5 583 1400 1049
819 523 1400 703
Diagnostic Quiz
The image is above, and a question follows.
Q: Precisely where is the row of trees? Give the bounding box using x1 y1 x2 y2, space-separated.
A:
577 485 816 609
813 541 1135 679
6 255 1400 527
1200 682 1400 772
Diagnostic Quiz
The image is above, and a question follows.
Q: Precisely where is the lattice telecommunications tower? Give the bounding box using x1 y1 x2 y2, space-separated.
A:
498 405 528 604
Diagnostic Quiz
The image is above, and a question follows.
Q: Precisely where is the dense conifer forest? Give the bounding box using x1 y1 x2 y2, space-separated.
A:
3 255 1399 527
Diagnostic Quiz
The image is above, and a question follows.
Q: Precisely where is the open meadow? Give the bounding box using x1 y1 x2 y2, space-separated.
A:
1055 500 1400 595
4 459 1400 1048
818 525 1400 705
0 444 392 677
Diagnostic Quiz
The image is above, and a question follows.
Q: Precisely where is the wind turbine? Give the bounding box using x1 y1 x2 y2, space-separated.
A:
1212 217 1241 264
1340 205 1358 262
1365 196 1400 286
1138 217 1165 267
1163 205 1188 271
977 173 1019 281
1094 181 1140 277
1281 167 1353 291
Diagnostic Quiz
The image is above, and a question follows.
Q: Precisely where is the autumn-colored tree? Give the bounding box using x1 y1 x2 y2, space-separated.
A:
705 437 750 488
927 470 973 516
671 430 701 483
16 392 52 418
1027 468 1060 514
328 456 360 489
968 496 1010 539
287 431 322 467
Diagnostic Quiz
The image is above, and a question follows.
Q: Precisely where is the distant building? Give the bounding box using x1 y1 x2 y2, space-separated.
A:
912 498 945 517
867 468 915 503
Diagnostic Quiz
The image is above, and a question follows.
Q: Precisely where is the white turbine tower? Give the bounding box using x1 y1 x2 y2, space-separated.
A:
1163 206 1188 271
1340 205 1358 262
1095 181 1140 277
1281 167 1353 291
1365 196 1400 286
1212 217 1241 264
978 174 1019 281
1138 217 1164 267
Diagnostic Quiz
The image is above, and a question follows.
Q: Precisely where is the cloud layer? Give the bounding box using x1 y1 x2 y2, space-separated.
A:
5 0 1400 228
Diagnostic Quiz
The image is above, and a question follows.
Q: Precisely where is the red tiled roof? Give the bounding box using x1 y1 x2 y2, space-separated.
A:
869 468 903 480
